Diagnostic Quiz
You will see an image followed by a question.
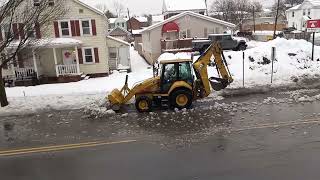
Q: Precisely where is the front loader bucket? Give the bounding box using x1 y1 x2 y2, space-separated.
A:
108 89 125 106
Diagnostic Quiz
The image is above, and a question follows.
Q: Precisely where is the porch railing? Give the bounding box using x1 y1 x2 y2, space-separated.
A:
15 67 36 80
57 64 79 76
161 38 193 53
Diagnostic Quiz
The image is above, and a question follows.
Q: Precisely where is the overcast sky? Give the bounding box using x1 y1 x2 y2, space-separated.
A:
82 0 276 16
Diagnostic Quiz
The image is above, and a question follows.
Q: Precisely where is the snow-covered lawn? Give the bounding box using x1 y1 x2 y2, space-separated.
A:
1 48 152 116
1 38 320 116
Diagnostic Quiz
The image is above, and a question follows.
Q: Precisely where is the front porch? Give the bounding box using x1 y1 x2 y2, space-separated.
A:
3 38 83 86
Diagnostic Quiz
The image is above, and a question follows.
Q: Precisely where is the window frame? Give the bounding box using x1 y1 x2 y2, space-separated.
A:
179 29 191 39
82 47 95 64
33 0 40 6
292 12 295 17
58 20 71 37
80 19 92 36
48 0 55 6
109 47 118 59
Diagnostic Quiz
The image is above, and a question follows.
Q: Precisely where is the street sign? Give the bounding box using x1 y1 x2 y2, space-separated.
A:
307 19 320 32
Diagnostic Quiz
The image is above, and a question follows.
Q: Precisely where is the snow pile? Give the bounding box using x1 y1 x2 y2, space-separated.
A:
158 52 193 63
217 38 320 88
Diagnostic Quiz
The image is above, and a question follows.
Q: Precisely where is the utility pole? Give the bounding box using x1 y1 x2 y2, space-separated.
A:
127 8 133 34
253 5 256 32
273 0 280 39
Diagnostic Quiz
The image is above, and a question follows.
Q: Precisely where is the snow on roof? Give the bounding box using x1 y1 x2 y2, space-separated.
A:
163 0 206 13
76 0 106 16
287 4 301 11
135 16 148 23
152 15 164 22
287 0 320 11
107 36 130 46
141 11 236 33
132 29 145 35
109 18 117 24
7 38 83 49
309 0 320 6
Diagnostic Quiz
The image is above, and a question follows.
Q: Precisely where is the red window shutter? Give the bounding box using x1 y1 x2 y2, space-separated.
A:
19 23 25 39
12 23 19 39
0 26 3 41
35 22 41 39
78 48 83 64
91 19 97 36
17 53 24 68
53 21 60 38
75 20 81 36
70 20 76 36
94 48 99 63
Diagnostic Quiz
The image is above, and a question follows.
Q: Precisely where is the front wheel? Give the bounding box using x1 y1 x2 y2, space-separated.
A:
169 89 193 110
135 96 152 113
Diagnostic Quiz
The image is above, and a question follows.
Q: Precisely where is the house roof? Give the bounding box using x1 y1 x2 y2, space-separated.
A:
287 0 320 11
108 17 129 24
107 36 130 46
108 26 131 36
141 11 236 33
163 0 206 13
75 0 106 16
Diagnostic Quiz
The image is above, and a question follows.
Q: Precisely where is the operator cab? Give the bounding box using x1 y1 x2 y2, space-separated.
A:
159 59 194 93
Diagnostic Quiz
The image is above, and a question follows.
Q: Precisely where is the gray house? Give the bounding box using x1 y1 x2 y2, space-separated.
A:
140 11 236 64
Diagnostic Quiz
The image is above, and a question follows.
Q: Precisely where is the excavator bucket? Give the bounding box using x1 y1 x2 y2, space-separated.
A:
108 88 125 106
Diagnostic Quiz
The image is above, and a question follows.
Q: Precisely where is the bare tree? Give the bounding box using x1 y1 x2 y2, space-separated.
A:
211 0 262 26
95 3 116 18
0 0 67 107
113 0 125 17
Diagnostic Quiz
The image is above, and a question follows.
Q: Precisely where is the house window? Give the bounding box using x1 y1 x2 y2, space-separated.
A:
292 12 295 17
26 25 36 38
81 20 91 35
59 21 71 36
109 48 117 59
204 28 208 37
83 48 94 64
34 0 40 6
48 0 54 6
2 24 11 39
303 10 306 16
79 9 84 14
180 29 191 38
308 9 311 15
122 22 125 27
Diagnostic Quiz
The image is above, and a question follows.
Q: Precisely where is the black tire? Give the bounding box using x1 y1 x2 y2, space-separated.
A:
135 96 152 113
169 89 193 110
237 44 247 51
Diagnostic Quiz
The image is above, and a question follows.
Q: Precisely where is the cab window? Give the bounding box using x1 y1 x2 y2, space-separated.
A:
179 62 193 83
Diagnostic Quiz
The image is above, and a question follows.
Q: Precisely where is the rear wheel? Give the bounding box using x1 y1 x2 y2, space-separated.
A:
169 89 193 110
135 96 152 113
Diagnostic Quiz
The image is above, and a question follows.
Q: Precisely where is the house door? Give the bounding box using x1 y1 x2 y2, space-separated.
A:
62 50 76 65
119 47 129 67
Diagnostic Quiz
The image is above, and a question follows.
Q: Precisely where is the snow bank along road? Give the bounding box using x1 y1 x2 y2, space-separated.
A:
1 38 320 116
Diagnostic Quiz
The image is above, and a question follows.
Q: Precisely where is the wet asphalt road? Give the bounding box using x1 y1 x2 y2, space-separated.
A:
1 89 320 179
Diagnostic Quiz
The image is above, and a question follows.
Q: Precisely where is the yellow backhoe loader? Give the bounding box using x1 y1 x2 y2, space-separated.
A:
108 42 234 112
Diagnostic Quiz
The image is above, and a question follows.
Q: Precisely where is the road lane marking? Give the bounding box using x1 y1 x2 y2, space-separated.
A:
0 140 137 157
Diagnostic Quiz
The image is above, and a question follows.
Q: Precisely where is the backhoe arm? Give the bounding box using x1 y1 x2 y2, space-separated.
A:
193 42 233 98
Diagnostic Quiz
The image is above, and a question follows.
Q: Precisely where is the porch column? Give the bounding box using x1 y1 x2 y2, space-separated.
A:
53 48 58 77
32 49 39 79
74 47 80 74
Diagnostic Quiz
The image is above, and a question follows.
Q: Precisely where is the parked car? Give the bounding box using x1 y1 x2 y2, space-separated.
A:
192 34 248 53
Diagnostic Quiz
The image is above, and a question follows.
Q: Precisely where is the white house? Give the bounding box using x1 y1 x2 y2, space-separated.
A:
286 0 320 31
108 17 128 31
